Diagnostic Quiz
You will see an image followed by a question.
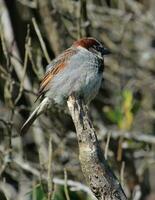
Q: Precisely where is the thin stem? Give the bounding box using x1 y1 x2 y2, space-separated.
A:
32 17 51 64
64 169 70 200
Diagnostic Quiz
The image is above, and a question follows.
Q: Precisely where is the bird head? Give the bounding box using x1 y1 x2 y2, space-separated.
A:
73 37 110 58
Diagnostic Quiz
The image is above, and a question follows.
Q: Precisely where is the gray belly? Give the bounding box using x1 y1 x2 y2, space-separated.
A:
80 71 102 104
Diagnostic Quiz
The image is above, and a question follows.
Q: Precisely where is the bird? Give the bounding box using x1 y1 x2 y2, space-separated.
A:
21 37 110 134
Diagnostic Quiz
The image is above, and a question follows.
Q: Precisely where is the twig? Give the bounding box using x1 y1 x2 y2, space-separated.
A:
104 131 111 160
47 136 53 200
0 23 10 69
32 181 37 200
101 129 155 145
27 45 41 81
117 135 124 161
80 0 90 37
67 96 127 200
37 0 65 55
14 25 30 105
0 118 12 127
120 161 125 188
64 169 70 200
0 64 8 76
17 0 37 8
94 111 155 145
32 17 51 64
13 157 95 199
0 0 33 100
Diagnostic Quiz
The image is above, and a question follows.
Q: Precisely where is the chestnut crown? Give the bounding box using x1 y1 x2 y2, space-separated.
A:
73 37 110 57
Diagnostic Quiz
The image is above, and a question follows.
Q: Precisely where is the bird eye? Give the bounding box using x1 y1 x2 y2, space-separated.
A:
95 44 102 51
95 45 110 56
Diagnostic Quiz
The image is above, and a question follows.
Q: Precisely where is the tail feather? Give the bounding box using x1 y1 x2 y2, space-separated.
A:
20 97 49 135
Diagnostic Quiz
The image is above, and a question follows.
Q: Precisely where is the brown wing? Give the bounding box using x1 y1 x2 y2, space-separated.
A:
37 47 77 99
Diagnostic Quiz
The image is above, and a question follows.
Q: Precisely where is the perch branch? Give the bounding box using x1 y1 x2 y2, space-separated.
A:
67 96 127 200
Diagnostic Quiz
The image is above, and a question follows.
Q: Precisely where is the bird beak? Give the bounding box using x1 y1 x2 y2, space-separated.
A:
102 47 111 56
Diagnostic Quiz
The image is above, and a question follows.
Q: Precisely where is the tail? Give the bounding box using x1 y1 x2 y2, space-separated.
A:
20 97 49 135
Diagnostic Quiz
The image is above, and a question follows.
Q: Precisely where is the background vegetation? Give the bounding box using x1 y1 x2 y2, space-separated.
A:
0 0 155 199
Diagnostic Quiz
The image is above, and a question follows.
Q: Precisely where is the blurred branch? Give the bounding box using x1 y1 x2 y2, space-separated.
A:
0 118 12 127
94 108 155 144
38 0 65 55
101 129 155 145
104 131 111 160
13 157 95 199
17 0 37 8
64 169 70 200
47 136 53 200
0 0 33 104
77 0 90 38
15 25 30 105
32 17 51 64
120 161 125 188
67 96 127 200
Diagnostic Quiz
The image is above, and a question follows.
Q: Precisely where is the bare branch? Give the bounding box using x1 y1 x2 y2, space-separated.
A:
47 136 53 200
67 96 127 200
32 17 51 64
64 169 71 200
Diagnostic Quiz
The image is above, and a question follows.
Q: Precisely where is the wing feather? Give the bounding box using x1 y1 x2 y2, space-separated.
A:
37 47 77 99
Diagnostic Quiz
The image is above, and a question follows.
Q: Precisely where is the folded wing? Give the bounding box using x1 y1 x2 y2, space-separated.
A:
37 47 78 99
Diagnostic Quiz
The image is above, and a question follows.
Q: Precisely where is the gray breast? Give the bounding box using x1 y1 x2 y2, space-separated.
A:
46 49 103 105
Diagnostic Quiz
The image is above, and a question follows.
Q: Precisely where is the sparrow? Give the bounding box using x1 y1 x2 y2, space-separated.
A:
21 37 110 134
